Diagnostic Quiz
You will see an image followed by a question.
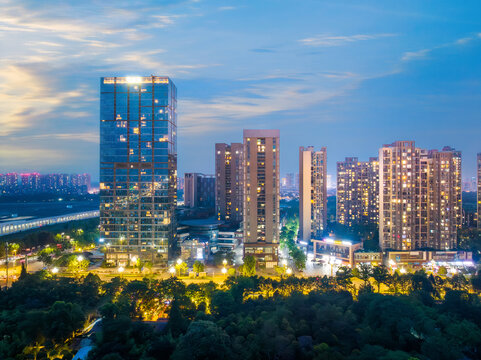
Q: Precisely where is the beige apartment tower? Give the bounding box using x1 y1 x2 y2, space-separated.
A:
477 153 481 228
299 146 327 242
337 157 379 227
215 143 243 225
243 129 280 268
379 141 462 251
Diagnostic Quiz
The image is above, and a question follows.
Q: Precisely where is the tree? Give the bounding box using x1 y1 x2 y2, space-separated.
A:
67 255 89 277
227 267 236 277
274 265 286 277
335 266 353 291
171 321 232 360
213 251 235 267
8 243 20 259
175 260 188 277
438 266 447 276
356 263 372 285
193 261 205 274
242 256 256 276
371 265 390 293
38 248 55 267
292 248 307 271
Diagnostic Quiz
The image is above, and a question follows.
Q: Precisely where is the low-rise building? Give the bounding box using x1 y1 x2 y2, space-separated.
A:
312 238 362 267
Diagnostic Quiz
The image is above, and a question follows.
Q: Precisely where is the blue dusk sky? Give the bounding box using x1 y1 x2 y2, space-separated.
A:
0 0 480 182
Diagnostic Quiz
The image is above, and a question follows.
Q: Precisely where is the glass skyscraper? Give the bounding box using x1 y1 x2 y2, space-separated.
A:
100 76 177 265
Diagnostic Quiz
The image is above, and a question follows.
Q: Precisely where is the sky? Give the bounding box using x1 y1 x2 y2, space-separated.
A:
0 0 480 182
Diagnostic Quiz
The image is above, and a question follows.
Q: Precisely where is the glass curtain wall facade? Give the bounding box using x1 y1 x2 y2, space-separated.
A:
100 76 177 266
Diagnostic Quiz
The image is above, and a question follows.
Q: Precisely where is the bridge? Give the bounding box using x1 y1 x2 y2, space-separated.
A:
0 210 99 237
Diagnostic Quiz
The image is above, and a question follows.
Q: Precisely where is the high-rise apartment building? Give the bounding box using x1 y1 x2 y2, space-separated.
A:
215 143 243 225
299 146 327 242
379 141 461 251
243 129 280 268
99 76 177 265
336 157 379 227
184 173 215 209
477 153 481 228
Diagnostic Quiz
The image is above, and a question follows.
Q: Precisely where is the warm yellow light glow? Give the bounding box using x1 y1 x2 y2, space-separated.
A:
126 76 142 83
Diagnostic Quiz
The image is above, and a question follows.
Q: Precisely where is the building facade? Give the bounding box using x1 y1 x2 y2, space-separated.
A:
379 141 461 251
243 129 280 268
184 173 215 209
215 143 243 225
99 76 177 265
478 153 481 228
336 157 379 227
299 146 327 242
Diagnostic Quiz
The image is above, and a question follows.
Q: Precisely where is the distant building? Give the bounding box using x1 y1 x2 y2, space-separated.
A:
177 176 184 190
336 157 379 227
478 153 481 228
0 172 91 195
99 75 177 265
379 141 461 251
243 129 280 268
299 146 327 242
215 143 243 225
184 173 215 209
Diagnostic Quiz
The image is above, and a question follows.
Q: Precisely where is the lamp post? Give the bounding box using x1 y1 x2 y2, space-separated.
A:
118 266 125 278
169 266 176 277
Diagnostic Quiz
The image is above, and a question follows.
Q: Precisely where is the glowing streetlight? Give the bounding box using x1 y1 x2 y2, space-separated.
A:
77 255 84 262
118 266 125 273
222 259 227 266
286 268 292 275
131 256 138 263
221 267 227 275
51 267 59 274
169 266 176 276
400 267 407 274
176 258 182 265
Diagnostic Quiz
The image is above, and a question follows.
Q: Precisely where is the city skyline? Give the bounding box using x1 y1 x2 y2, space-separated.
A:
0 1 480 180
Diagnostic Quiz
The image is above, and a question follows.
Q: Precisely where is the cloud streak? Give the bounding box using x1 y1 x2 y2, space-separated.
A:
299 33 395 47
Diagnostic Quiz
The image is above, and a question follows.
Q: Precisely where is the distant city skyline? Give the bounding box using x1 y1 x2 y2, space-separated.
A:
0 1 480 180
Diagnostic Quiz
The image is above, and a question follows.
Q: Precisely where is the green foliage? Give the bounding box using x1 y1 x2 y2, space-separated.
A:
193 260 205 274
242 255 256 276
458 228 481 261
38 247 55 266
175 261 188 276
213 250 235 267
438 266 447 276
171 320 232 360
4 261 481 360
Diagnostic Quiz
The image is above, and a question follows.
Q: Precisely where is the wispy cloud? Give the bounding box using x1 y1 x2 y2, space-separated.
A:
401 49 430 61
401 33 481 62
179 80 356 134
299 33 395 47
0 65 86 136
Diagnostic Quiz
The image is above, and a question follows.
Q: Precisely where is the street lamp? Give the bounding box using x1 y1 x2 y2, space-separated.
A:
77 255 84 262
286 268 292 275
169 266 176 276
131 256 138 263
176 258 182 265
222 259 227 266
400 267 407 274
51 267 59 274
221 267 227 275
118 266 125 274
